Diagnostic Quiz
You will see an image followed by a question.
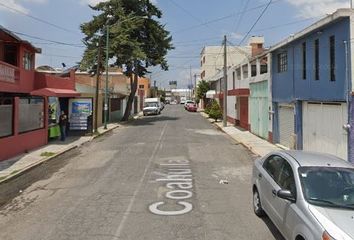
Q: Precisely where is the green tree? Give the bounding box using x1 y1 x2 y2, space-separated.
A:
80 0 173 121
196 80 210 108
208 100 222 122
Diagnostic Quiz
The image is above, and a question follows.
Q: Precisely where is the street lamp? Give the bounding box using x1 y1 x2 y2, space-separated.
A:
103 15 147 129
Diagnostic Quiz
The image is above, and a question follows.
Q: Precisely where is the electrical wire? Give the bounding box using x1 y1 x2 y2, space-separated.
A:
0 2 80 36
238 0 273 46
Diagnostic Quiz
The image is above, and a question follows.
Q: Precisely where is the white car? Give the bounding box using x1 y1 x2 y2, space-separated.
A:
143 103 160 116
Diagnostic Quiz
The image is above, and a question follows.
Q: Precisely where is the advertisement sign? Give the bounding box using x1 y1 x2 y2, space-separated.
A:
69 98 92 130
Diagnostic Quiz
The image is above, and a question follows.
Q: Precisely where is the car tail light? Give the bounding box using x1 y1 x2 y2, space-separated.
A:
322 231 335 240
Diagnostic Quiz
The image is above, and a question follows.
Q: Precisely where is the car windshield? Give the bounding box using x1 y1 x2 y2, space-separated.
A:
299 167 354 209
145 103 157 108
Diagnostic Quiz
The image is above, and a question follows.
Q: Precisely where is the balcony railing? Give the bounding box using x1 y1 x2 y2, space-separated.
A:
0 61 20 83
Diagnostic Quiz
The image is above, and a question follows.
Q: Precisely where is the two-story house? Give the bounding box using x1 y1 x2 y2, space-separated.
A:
270 9 354 161
0 26 80 161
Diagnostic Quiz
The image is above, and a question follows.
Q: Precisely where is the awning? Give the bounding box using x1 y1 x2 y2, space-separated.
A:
31 88 80 97
206 90 216 99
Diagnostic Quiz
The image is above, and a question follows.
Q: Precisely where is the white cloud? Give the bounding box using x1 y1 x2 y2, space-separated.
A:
230 32 243 40
0 0 47 14
286 0 348 18
79 0 108 6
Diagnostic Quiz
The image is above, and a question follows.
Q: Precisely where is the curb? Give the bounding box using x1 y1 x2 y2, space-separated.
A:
199 112 261 157
0 125 120 185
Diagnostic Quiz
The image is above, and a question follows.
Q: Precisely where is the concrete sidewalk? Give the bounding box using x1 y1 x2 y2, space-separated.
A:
200 112 281 157
0 123 120 184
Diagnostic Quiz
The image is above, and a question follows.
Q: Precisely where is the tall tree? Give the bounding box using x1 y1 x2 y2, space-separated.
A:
196 80 210 108
80 0 173 121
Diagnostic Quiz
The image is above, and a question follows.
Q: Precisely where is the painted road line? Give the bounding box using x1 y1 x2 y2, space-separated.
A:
112 123 167 240
149 159 194 216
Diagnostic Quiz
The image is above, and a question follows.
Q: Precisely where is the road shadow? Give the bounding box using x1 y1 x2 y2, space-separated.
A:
261 216 286 240
129 115 180 126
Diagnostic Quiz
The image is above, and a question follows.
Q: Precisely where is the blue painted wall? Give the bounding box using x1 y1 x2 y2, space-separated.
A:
272 18 350 103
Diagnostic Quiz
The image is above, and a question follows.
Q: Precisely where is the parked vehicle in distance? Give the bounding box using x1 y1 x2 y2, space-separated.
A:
180 96 187 104
171 100 177 105
186 102 197 112
252 150 354 240
184 100 194 109
143 98 161 116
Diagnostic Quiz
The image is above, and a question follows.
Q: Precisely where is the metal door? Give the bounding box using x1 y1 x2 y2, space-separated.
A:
303 102 347 159
278 105 295 149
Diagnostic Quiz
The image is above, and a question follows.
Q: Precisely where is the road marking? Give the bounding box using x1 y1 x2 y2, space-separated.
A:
149 159 194 216
112 123 167 239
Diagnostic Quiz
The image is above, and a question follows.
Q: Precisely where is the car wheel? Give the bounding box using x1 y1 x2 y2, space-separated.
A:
253 188 265 217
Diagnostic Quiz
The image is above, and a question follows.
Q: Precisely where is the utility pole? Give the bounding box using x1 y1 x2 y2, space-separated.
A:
223 35 228 127
104 22 109 130
94 38 102 133
190 65 192 99
194 74 197 99
351 0 353 8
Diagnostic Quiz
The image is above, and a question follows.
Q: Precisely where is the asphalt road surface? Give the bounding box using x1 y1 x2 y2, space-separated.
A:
0 105 284 240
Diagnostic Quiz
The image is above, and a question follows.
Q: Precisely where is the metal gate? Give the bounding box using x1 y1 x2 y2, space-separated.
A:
278 105 295 149
303 102 347 159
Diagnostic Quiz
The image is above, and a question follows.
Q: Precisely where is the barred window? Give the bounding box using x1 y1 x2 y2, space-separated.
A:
277 52 288 73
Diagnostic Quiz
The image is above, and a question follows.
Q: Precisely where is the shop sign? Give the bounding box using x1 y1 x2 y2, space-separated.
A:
69 98 92 130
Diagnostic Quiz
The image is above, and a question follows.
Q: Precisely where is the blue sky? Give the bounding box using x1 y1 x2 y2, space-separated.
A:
0 0 350 88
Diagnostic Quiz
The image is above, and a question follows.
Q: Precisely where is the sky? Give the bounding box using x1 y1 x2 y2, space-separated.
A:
0 0 350 88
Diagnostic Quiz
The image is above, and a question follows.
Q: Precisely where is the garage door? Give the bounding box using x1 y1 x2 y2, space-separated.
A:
303 102 347 159
278 105 295 149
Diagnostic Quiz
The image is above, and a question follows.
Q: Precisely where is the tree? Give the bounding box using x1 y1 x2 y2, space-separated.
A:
80 0 173 121
196 80 210 108
208 100 222 122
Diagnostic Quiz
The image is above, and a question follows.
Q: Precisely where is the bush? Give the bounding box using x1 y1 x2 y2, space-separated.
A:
208 100 222 121
204 102 212 115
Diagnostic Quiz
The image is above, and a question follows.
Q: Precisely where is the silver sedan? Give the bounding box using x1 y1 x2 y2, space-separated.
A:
252 151 354 240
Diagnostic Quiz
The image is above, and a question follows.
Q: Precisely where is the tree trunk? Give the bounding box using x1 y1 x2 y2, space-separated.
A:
122 73 138 121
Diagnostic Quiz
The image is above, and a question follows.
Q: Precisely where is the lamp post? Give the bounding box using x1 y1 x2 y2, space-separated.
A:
104 20 109 130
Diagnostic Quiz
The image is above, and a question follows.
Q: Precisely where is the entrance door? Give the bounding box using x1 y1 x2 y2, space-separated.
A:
278 105 295 149
303 102 347 159
239 97 249 130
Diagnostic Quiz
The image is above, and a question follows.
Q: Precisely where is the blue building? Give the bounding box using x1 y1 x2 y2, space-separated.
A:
270 9 353 161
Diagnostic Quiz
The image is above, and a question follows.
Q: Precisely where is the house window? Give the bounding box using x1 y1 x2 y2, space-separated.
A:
23 52 33 70
0 96 14 138
242 64 248 78
251 60 257 77
277 52 287 73
236 67 241 80
139 84 144 89
260 56 268 74
302 42 306 80
232 71 235 89
4 44 18 66
203 56 206 63
330 35 336 81
314 39 319 80
19 97 44 133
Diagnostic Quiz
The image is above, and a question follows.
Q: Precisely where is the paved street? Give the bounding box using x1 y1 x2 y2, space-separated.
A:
0 105 283 240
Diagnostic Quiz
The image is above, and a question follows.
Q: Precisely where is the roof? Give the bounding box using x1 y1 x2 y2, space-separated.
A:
269 8 354 53
31 88 80 97
0 25 41 53
281 150 354 168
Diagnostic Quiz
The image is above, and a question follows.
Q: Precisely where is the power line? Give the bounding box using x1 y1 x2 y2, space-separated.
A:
232 0 250 35
238 0 273 46
174 0 282 34
10 30 84 48
0 2 80 36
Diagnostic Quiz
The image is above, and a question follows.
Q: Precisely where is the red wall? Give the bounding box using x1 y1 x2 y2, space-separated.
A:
34 72 75 90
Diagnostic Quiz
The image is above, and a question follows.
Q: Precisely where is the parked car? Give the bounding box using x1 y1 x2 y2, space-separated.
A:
186 103 197 112
143 102 160 116
252 150 354 240
184 100 194 109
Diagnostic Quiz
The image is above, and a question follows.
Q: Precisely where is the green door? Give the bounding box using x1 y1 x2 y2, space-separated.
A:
250 81 268 139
